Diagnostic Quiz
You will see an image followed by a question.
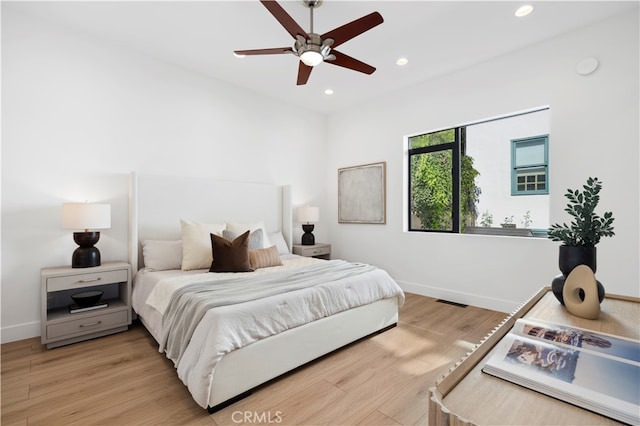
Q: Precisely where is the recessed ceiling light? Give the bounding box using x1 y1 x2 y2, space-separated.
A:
515 5 533 17
324 89 334 95
233 52 246 58
396 57 409 66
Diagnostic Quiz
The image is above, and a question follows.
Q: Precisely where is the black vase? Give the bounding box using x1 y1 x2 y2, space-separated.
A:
552 245 605 304
558 245 597 275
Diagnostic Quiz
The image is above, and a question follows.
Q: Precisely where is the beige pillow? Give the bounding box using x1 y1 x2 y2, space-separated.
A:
249 245 283 270
181 219 226 270
226 221 271 248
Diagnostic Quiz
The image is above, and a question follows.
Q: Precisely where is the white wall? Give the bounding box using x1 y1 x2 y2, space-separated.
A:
1 10 329 342
326 11 639 312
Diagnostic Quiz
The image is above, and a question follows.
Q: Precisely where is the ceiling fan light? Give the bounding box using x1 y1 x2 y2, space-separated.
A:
515 5 533 17
300 50 323 67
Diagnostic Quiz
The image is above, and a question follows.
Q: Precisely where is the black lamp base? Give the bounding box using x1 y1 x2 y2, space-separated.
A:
301 224 315 246
72 232 102 268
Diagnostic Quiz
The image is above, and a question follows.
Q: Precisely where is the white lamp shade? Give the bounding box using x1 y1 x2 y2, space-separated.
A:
297 206 319 223
62 203 111 230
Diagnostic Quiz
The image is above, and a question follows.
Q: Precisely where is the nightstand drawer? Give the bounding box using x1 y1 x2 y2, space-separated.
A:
296 245 330 257
46 310 128 339
47 269 128 292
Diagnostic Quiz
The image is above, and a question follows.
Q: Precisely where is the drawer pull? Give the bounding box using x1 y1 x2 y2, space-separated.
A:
79 321 102 328
76 277 102 284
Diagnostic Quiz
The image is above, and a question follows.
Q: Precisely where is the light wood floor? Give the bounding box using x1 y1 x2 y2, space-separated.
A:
1 293 507 426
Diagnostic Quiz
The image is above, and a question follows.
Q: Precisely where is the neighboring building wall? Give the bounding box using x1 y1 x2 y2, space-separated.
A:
466 109 550 231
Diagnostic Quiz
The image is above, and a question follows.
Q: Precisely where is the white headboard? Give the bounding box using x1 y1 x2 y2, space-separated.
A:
128 173 292 273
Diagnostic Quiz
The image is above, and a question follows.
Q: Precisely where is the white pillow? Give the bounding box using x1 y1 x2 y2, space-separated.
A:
142 240 183 271
223 228 264 250
226 221 271 248
268 231 290 255
180 219 226 270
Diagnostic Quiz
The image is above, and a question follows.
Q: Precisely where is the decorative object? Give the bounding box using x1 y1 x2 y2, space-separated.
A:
562 265 600 319
297 205 319 245
500 216 515 228
62 203 111 268
71 290 104 308
482 314 639 424
338 161 386 224
548 177 614 304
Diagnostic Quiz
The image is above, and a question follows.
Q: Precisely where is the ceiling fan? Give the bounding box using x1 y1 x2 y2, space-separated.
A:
234 0 383 86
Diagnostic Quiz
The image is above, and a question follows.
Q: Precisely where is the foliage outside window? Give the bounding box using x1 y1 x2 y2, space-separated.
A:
408 128 480 232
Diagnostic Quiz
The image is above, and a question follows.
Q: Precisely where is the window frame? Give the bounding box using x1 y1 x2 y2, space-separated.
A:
510 135 549 196
407 128 462 233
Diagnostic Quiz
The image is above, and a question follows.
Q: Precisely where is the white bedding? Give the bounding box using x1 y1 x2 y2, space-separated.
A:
132 254 405 408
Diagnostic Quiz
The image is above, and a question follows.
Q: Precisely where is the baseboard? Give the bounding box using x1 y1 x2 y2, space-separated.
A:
1 321 40 344
397 280 517 313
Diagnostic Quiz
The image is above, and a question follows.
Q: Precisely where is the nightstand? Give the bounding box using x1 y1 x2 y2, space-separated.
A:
41 261 132 349
292 243 331 260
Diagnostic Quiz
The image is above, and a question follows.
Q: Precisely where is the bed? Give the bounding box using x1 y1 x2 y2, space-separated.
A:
128 173 404 412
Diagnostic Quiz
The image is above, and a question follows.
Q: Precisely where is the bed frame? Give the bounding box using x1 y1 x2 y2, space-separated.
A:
128 173 399 411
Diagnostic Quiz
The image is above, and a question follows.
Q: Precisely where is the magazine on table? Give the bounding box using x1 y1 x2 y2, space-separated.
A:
482 317 640 425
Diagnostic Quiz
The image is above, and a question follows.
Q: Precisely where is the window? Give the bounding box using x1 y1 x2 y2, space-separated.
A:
511 136 549 195
406 107 550 236
408 128 477 232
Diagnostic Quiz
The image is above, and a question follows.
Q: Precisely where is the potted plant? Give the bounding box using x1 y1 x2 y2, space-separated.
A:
501 216 515 228
547 177 614 303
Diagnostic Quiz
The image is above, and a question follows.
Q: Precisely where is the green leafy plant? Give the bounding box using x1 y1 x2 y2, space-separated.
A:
521 211 532 229
547 177 615 247
480 211 493 227
409 128 480 231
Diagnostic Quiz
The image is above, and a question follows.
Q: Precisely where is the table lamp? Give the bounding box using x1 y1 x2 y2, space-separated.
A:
297 206 319 246
62 203 111 268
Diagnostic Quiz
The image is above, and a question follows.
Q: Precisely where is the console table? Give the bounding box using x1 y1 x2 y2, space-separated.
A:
429 287 639 425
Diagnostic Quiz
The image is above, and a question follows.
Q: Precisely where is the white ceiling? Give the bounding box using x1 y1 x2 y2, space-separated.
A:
7 1 638 113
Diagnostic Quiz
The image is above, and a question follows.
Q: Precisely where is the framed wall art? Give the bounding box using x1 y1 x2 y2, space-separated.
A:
338 161 386 224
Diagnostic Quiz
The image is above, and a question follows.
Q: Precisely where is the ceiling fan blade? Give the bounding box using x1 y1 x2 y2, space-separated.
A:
297 62 313 86
234 47 294 56
321 12 383 49
260 0 309 40
326 50 376 75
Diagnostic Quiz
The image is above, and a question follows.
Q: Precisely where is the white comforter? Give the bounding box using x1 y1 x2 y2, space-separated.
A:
132 255 405 408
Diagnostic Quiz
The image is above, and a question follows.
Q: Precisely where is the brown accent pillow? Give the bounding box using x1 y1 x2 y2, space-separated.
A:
249 245 283 270
209 231 254 273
